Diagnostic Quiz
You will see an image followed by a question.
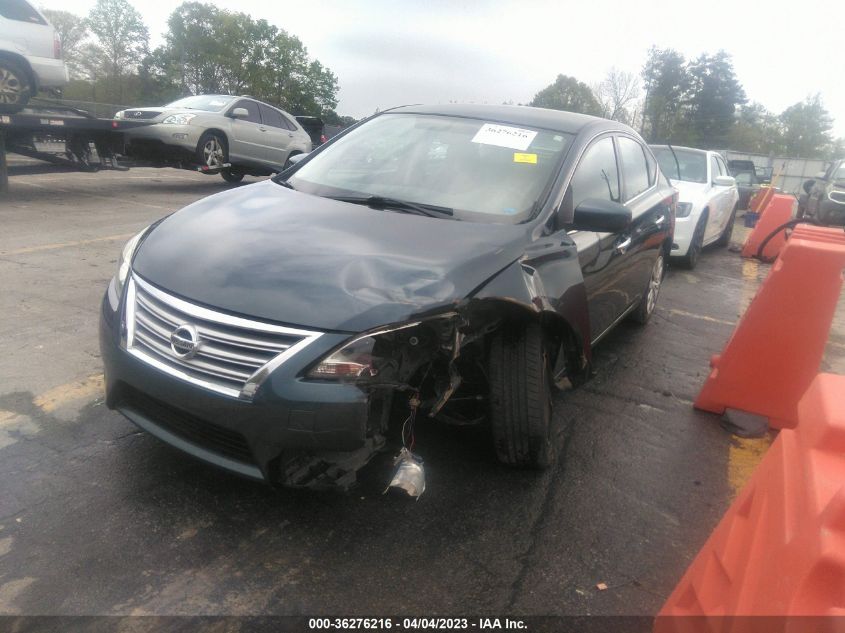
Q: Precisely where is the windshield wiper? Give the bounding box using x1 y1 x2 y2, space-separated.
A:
327 195 454 218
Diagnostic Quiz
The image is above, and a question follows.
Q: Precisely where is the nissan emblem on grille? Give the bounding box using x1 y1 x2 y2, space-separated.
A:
169 324 200 359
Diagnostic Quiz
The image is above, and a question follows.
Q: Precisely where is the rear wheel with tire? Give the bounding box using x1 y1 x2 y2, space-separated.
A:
196 132 228 170
716 205 738 247
488 322 555 469
679 213 707 269
0 59 32 114
630 252 665 325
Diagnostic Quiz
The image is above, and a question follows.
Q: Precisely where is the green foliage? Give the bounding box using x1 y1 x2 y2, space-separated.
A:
641 48 834 158
641 47 689 142
42 9 88 79
529 74 602 116
150 2 338 116
85 0 149 78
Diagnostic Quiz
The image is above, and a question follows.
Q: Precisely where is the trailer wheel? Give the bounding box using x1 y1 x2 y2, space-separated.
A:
487 322 556 469
220 169 244 183
0 59 32 114
196 132 228 170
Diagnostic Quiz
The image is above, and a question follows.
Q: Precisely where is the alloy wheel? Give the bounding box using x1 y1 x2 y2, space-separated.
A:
0 67 23 105
203 137 224 168
646 255 664 315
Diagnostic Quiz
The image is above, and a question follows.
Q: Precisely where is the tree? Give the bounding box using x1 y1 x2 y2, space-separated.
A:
42 9 88 79
641 47 689 142
530 74 602 116
594 67 639 124
86 0 149 83
732 102 783 154
681 51 746 147
779 95 833 158
155 2 340 116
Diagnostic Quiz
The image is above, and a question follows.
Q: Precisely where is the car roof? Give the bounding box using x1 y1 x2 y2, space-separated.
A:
387 103 630 135
650 144 713 156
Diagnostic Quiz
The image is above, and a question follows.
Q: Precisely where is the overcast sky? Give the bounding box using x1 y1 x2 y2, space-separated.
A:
47 0 845 136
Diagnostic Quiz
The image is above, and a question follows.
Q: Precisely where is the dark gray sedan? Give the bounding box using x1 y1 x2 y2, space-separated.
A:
100 104 676 491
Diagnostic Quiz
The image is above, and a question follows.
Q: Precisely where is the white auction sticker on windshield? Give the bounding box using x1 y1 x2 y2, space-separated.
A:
471 123 537 151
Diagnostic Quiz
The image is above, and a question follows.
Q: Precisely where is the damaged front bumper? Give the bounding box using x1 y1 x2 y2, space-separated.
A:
99 291 393 489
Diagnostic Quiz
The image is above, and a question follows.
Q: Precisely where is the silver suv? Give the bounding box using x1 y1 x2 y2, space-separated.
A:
117 95 313 183
0 0 69 112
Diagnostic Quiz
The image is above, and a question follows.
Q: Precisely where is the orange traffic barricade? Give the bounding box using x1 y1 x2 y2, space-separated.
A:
695 225 845 429
655 373 845 633
740 194 797 261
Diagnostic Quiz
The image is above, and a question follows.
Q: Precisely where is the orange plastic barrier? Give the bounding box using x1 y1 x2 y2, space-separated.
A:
740 194 797 261
695 225 845 429
748 186 775 213
655 373 845 632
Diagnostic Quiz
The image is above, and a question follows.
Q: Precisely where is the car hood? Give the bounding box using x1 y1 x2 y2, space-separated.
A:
132 181 528 332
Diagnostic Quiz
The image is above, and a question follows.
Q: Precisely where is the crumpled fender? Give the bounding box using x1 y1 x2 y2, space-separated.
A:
468 246 591 363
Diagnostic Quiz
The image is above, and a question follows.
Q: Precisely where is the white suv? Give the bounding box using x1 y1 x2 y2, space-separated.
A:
0 0 69 113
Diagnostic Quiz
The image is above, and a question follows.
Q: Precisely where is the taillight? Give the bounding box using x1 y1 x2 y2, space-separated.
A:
53 32 62 59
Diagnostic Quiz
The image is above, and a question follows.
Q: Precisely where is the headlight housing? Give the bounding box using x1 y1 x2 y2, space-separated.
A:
307 321 435 381
114 110 124 119
162 113 197 125
676 202 694 218
114 227 148 297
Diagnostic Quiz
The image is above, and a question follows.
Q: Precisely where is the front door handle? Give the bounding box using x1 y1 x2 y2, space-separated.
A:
655 214 666 226
615 237 632 254
259 126 267 132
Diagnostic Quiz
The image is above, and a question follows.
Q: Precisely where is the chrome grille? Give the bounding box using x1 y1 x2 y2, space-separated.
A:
124 275 322 399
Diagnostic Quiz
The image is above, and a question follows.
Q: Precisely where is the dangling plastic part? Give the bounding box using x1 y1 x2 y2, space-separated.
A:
385 447 426 499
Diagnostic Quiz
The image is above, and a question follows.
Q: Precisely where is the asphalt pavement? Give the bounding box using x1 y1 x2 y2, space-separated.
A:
1 164 843 620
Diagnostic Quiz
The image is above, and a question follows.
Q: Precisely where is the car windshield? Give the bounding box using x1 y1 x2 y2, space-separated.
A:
284 113 574 223
165 95 234 111
835 163 845 182
653 147 708 184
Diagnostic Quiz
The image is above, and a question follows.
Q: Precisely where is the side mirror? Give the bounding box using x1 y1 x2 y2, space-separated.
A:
287 153 308 165
230 107 249 120
713 175 736 187
803 179 815 195
571 198 632 233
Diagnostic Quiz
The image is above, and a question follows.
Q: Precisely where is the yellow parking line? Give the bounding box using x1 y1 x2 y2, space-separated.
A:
33 374 104 413
727 436 772 498
661 308 736 326
1 233 134 256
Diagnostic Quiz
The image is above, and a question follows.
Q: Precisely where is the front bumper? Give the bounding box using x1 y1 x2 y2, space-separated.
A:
123 124 204 161
670 214 696 257
99 284 382 486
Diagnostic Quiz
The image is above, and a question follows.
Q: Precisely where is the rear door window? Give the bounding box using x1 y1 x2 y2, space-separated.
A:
0 0 46 23
258 104 285 129
617 136 651 201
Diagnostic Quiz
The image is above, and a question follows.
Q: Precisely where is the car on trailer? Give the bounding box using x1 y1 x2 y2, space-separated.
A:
0 0 69 113
100 104 675 491
651 145 739 268
116 94 312 183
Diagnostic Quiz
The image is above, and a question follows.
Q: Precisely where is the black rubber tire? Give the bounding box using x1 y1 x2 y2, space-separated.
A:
488 322 555 469
715 205 738 247
0 58 33 114
678 214 707 270
630 252 665 325
220 169 244 183
195 131 228 169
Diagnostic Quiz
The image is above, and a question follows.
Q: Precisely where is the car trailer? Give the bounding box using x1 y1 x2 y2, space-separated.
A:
0 102 154 193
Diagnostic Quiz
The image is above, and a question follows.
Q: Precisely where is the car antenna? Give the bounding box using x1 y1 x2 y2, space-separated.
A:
667 143 682 182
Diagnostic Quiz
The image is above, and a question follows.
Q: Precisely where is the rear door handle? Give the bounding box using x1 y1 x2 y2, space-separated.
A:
615 237 632 254
655 215 666 226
